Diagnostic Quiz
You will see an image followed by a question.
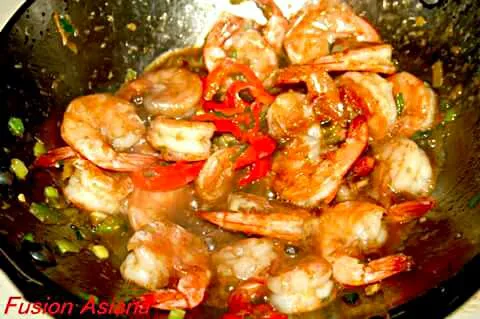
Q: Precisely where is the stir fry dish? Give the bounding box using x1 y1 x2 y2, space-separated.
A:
14 0 456 317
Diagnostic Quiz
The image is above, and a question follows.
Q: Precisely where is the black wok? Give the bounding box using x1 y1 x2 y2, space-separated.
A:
0 0 479 318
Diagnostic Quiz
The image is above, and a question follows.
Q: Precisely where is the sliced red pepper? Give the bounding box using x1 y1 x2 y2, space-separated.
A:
204 60 263 101
130 161 204 191
33 146 77 168
351 155 375 177
238 156 272 187
234 135 276 169
226 81 275 111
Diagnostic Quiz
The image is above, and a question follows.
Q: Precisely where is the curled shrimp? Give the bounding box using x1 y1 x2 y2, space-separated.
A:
272 116 368 208
146 116 216 161
314 44 396 74
284 0 381 64
121 220 211 309
63 158 133 215
198 200 435 287
388 72 438 137
337 72 397 140
195 147 238 204
117 68 203 118
61 94 157 172
203 0 287 81
371 137 434 201
276 65 344 121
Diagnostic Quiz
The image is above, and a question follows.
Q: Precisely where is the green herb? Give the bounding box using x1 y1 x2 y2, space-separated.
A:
213 134 239 148
94 216 127 234
10 158 28 180
90 245 109 260
29 203 61 224
468 193 480 209
8 117 24 137
77 292 99 304
124 68 137 82
443 108 458 123
44 186 59 199
23 233 34 242
55 239 80 254
395 93 405 115
212 111 230 118
259 108 268 131
33 140 47 157
342 292 359 305
59 16 76 35
412 130 432 141
439 99 452 112
228 49 238 59
168 309 186 319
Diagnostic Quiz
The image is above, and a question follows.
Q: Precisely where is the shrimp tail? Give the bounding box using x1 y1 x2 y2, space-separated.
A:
197 211 307 241
33 146 77 167
109 153 158 172
314 44 396 74
387 197 436 223
333 254 413 286
140 290 189 310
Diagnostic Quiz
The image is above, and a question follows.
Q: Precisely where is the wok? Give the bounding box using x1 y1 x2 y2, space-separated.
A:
0 0 479 318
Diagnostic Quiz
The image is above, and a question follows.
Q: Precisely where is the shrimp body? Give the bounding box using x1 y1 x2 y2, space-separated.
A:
117 68 203 118
195 147 238 203
337 72 397 140
388 72 438 137
372 137 434 199
121 221 211 309
64 158 133 214
147 117 216 161
272 116 368 207
61 94 156 171
267 258 336 314
284 0 381 64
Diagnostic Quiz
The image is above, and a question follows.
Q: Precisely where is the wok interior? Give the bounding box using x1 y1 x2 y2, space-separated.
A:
0 0 479 317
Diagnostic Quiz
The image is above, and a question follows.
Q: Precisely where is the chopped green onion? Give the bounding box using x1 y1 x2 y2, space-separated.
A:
412 130 432 141
124 68 137 82
55 239 80 254
439 99 452 112
342 292 360 305
77 292 99 304
59 15 76 35
33 140 47 157
443 108 458 123
29 203 61 224
8 117 24 137
10 158 28 180
23 233 34 242
89 211 108 225
90 245 109 260
168 309 186 319
395 93 405 115
94 216 127 234
468 193 480 209
44 186 59 199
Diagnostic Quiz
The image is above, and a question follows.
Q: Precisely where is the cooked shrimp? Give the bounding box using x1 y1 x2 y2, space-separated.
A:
195 147 238 203
121 220 211 309
117 68 202 118
337 72 397 140
127 187 194 231
267 257 336 314
371 137 434 201
276 65 344 121
272 116 368 207
61 94 157 172
147 117 216 161
203 0 287 81
314 44 396 74
388 72 438 137
199 200 433 286
63 158 133 215
284 0 381 64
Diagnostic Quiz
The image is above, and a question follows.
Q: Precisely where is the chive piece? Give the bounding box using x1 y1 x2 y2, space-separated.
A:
124 68 137 82
10 158 28 180
29 203 61 224
439 99 452 112
94 216 127 234
411 130 432 141
395 93 405 115
90 245 109 260
342 292 360 305
23 233 35 242
468 193 480 209
8 117 24 137
55 239 80 254
59 16 76 35
443 108 458 123
33 140 47 157
44 186 59 199
168 309 186 319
